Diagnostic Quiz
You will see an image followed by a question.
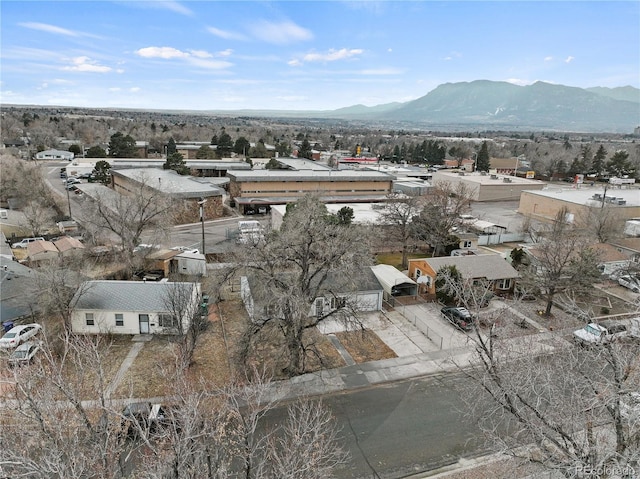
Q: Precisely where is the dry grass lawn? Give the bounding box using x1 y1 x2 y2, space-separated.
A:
79 297 402 398
336 329 397 363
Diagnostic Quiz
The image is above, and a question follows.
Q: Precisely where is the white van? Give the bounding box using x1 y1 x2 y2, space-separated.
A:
12 237 45 249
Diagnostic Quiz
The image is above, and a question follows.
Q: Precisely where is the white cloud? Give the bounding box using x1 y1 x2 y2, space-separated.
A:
19 22 102 39
189 50 213 59
288 59 302 67
19 22 78 36
122 1 193 16
130 87 141 93
300 48 364 63
218 49 233 57
207 26 247 41
544 56 553 62
62 56 112 73
159 1 193 16
136 46 190 59
188 57 233 69
565 56 575 63
249 20 313 45
109 87 121 92
134 46 231 69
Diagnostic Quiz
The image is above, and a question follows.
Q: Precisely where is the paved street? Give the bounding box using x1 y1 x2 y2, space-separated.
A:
264 373 486 479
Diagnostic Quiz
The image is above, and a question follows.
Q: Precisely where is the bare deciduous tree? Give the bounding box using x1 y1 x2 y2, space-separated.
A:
412 181 474 257
521 208 601 317
162 280 206 370
1 333 130 478
458 330 640 478
80 173 173 274
377 193 424 269
137 369 347 479
231 195 372 377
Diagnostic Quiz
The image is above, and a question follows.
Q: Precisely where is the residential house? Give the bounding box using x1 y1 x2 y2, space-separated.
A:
26 240 59 263
589 243 635 277
240 268 383 322
408 255 519 297
450 232 479 256
71 280 201 335
609 237 640 263
53 236 85 258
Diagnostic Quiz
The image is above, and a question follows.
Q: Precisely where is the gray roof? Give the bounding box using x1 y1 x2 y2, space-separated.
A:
72 280 197 312
227 169 396 182
419 255 519 280
109 159 251 171
276 158 332 171
111 168 223 199
245 267 383 306
0 257 40 322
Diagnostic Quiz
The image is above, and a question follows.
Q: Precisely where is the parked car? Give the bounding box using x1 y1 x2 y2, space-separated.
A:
617 275 640 293
64 177 81 185
11 237 45 248
441 307 475 331
572 321 628 346
121 402 176 438
7 341 42 366
0 323 43 349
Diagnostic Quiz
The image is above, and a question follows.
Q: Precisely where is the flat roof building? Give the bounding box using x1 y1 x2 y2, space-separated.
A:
227 158 395 214
431 170 545 202
518 186 640 226
110 168 225 225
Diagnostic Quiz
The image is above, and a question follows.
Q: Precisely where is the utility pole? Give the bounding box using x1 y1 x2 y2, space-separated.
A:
198 198 207 254
66 183 72 218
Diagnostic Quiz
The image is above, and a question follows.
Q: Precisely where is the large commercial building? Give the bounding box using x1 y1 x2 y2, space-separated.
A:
227 158 395 214
518 186 640 226
431 170 545 202
110 168 225 223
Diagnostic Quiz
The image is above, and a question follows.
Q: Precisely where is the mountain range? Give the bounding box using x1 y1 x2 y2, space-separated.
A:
229 81 640 133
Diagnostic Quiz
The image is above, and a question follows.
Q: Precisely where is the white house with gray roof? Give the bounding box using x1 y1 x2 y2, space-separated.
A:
71 280 201 335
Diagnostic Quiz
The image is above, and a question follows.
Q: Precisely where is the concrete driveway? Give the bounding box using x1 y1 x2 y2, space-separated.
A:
394 302 477 350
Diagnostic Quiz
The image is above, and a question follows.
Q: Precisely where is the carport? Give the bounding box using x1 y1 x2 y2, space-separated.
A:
371 264 418 300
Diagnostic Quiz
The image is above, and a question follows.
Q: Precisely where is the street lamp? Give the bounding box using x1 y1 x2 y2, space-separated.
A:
197 198 207 255
66 183 72 218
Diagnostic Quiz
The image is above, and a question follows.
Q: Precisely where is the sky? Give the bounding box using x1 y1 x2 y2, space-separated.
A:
1 1 639 111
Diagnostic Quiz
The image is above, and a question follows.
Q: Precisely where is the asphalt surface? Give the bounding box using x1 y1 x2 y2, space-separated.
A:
262 373 485 479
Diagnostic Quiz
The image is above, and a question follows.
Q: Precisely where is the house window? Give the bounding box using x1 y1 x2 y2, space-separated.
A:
158 313 178 328
115 313 124 327
330 297 346 309
415 269 422 280
463 240 473 248
85 313 94 326
497 278 512 290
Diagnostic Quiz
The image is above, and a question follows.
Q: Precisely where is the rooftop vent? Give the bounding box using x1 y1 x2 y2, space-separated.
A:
503 177 512 183
490 174 498 179
458 172 465 176
480 171 487 176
